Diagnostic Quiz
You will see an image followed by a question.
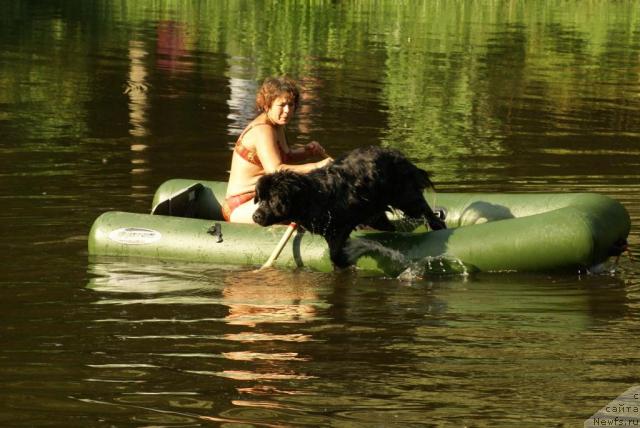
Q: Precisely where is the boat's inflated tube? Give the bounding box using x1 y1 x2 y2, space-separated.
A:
88 179 631 276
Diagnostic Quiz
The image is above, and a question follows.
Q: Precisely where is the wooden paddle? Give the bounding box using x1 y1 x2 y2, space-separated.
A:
257 222 298 270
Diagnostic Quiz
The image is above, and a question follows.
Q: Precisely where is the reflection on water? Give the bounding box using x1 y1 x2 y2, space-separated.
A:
222 270 324 327
73 260 640 425
156 21 193 74
126 40 149 138
227 73 258 137
87 261 326 391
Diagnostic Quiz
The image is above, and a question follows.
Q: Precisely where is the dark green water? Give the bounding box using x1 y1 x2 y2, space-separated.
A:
1 1 640 426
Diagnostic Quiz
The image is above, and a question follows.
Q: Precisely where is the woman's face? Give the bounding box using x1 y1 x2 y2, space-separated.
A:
266 95 296 125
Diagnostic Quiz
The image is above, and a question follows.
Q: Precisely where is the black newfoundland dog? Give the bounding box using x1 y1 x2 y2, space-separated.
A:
252 146 446 268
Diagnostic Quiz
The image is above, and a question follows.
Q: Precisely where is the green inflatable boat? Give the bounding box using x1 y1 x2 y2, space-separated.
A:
88 179 631 276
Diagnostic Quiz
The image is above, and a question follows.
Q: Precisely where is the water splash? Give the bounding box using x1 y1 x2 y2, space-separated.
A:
346 238 408 266
305 211 332 236
586 261 619 276
346 238 472 280
397 256 471 281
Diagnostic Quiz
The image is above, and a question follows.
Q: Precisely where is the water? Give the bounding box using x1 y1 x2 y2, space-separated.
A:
2 1 640 426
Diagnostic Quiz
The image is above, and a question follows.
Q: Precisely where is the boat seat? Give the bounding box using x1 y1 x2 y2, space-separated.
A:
151 183 222 220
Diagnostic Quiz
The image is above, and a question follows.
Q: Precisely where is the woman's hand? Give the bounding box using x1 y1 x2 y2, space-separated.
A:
314 157 333 169
305 141 328 158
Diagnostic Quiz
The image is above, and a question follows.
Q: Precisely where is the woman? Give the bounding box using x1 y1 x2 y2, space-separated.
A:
223 76 331 223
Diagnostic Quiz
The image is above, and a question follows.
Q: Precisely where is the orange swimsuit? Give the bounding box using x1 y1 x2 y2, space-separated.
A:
222 123 291 221
221 191 255 221
233 123 291 167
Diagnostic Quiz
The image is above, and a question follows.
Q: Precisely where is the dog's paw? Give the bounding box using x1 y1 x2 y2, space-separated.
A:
427 216 447 230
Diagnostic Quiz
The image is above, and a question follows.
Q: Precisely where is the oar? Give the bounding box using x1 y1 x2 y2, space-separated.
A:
258 222 298 270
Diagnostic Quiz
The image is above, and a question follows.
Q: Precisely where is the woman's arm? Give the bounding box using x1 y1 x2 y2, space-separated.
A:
254 128 331 173
277 157 333 173
286 141 328 162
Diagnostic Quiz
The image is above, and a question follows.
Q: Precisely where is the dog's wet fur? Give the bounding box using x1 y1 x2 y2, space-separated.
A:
252 146 447 268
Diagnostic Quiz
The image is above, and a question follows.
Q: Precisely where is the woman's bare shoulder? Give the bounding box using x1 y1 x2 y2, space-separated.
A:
243 123 277 146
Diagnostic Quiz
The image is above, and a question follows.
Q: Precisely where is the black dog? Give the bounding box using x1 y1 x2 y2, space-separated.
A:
252 146 446 268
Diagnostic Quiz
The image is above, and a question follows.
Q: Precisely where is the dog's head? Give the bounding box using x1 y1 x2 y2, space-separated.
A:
252 171 309 226
388 163 435 217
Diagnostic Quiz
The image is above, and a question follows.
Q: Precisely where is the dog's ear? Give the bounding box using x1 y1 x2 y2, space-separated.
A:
281 172 311 205
254 175 272 203
269 171 311 216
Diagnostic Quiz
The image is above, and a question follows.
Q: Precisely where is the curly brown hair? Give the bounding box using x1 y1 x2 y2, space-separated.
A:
255 76 300 113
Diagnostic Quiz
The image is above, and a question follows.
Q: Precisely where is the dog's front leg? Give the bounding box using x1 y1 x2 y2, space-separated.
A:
326 229 353 269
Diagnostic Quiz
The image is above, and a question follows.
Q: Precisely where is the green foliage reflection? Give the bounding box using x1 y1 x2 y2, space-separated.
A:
1 0 638 169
